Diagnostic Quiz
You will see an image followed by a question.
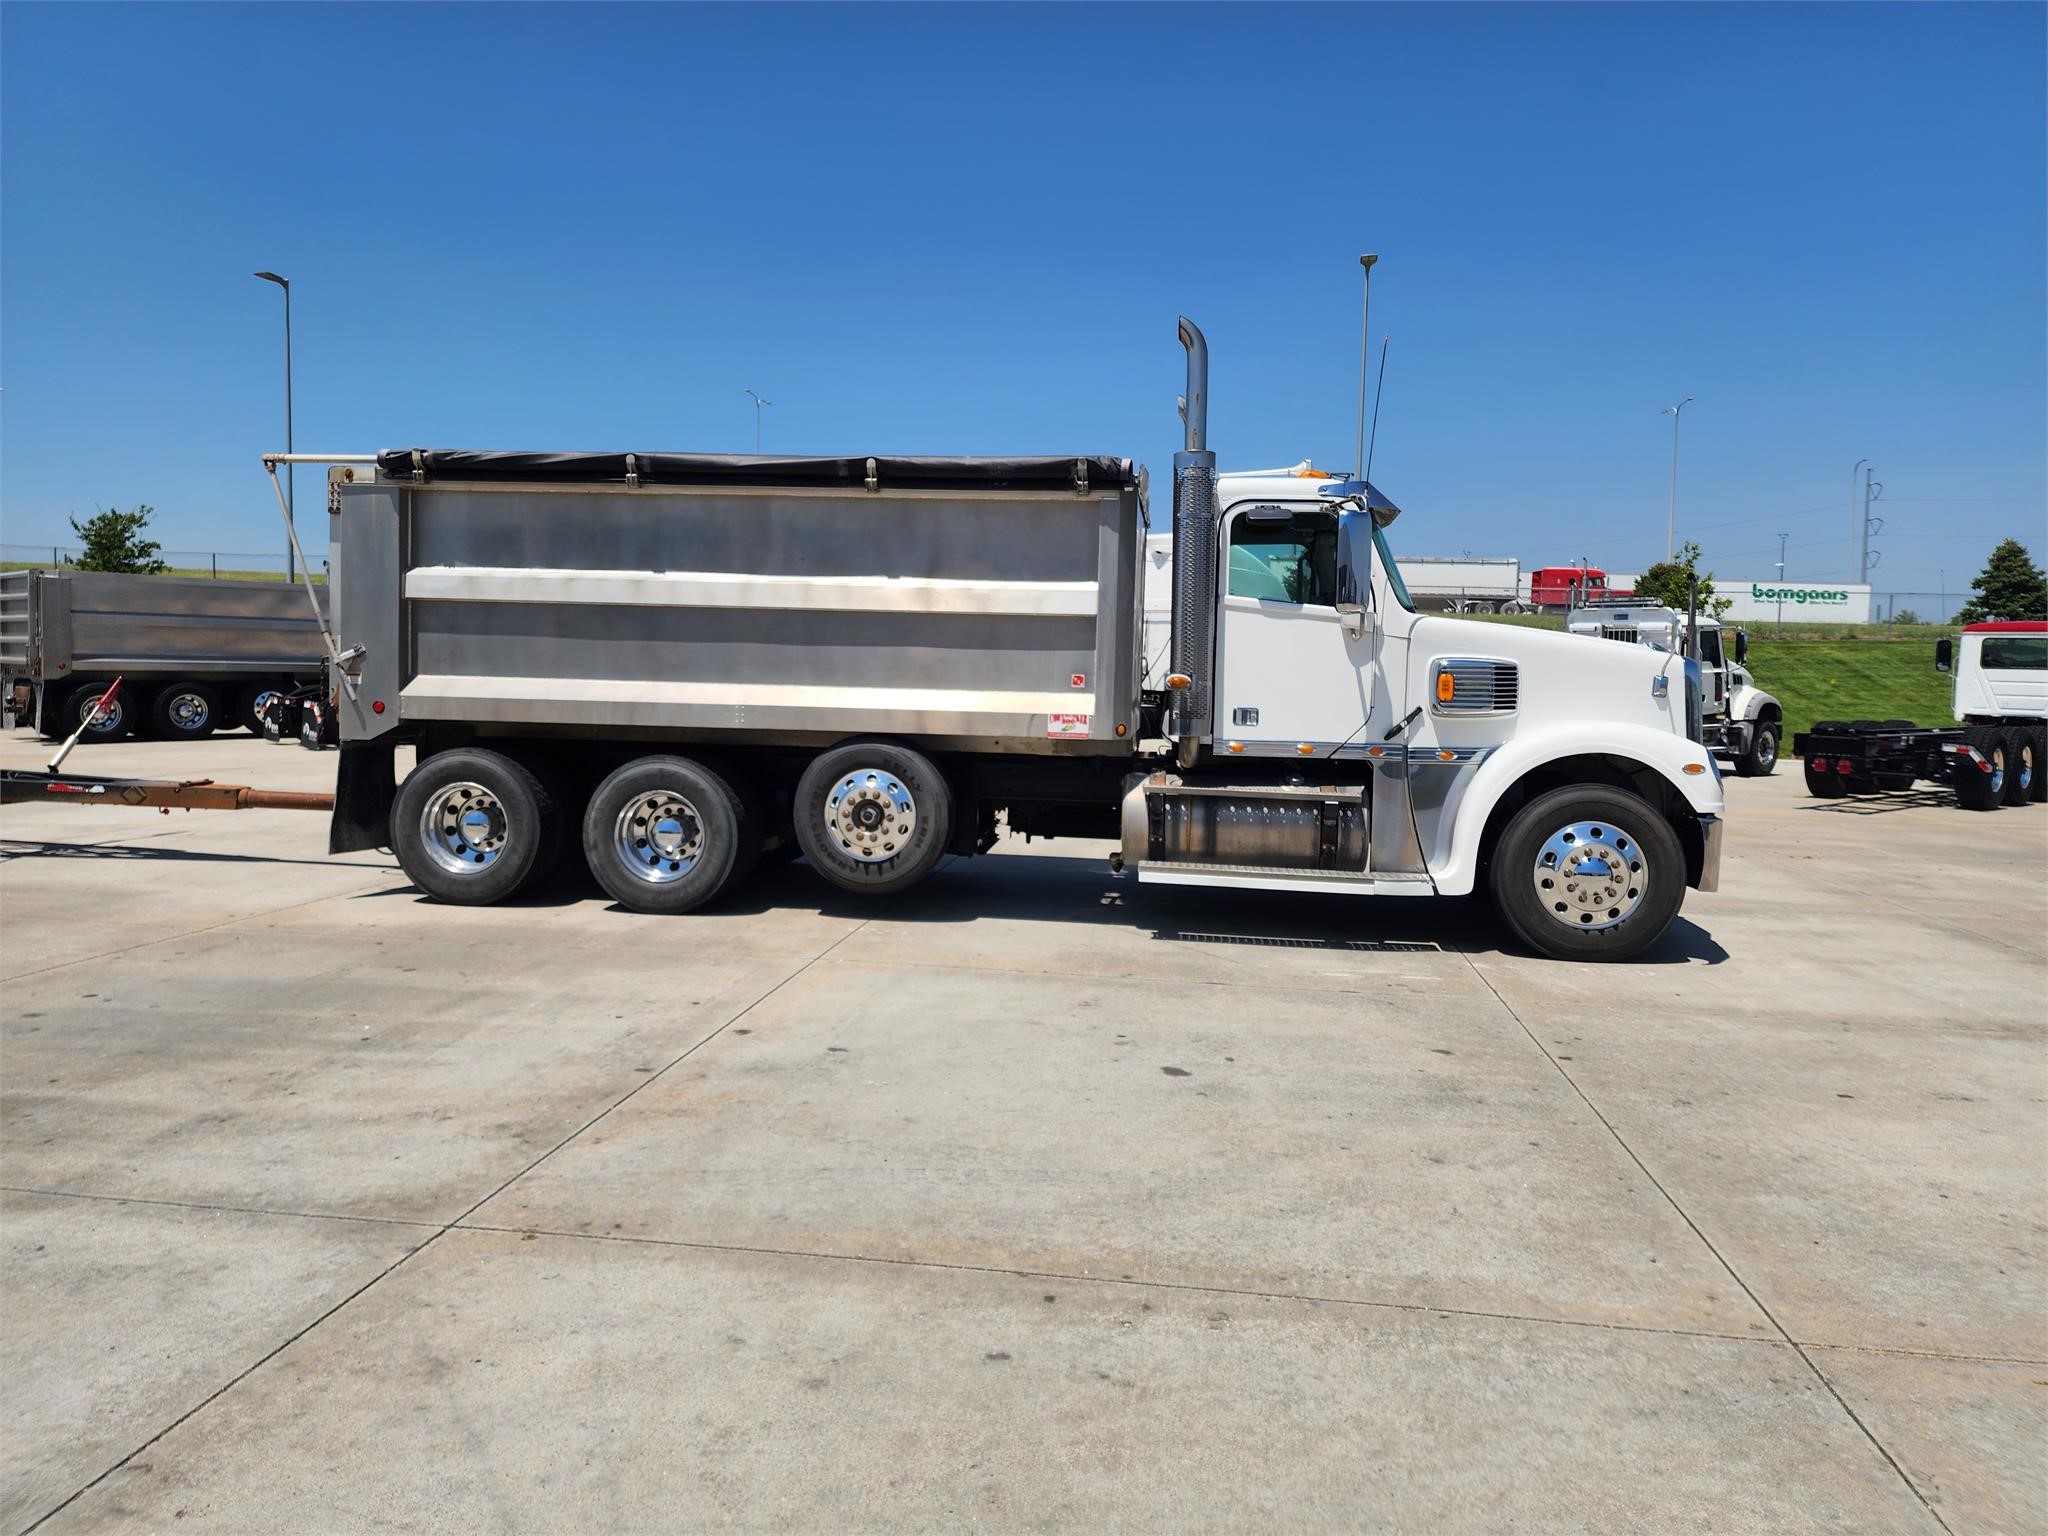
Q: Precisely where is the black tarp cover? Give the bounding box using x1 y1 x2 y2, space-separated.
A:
376 450 1133 491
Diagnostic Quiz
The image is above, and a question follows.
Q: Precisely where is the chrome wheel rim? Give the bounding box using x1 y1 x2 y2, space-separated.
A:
1754 729 1776 769
826 766 916 862
2015 746 2032 795
1989 746 2005 796
251 689 279 727
613 791 705 884
1532 820 1647 932
83 697 124 733
419 781 508 876
166 691 210 731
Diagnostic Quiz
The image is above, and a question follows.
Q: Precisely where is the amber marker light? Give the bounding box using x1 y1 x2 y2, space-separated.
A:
1436 671 1456 703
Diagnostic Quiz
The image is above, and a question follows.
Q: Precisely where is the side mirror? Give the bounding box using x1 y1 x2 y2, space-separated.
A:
1335 507 1372 638
1733 629 1748 664
1934 637 1952 673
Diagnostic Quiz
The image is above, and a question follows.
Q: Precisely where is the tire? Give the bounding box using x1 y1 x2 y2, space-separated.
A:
236 684 280 735
2000 727 2034 808
149 681 220 740
581 755 756 914
1803 755 1846 798
1734 719 1779 778
1955 727 2006 813
390 748 559 905
793 740 953 896
2031 726 2047 803
2007 729 2039 811
1488 785 1687 962
59 683 133 741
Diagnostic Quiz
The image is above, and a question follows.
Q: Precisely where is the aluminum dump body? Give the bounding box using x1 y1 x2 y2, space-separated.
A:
333 451 1147 754
0 569 324 682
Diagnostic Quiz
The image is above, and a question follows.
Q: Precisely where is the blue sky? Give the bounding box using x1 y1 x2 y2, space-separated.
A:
3 2 2042 606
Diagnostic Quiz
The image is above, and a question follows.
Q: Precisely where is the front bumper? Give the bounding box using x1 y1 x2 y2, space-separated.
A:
1693 813 1723 892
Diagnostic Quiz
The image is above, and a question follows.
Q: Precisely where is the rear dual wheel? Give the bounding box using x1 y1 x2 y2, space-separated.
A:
1955 727 2006 812
391 748 562 904
581 756 759 915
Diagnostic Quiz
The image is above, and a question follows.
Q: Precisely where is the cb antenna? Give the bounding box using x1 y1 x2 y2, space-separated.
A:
1364 335 1390 486
1353 253 1378 483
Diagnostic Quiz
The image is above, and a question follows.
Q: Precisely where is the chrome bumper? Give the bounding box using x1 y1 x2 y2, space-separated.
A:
1694 813 1724 893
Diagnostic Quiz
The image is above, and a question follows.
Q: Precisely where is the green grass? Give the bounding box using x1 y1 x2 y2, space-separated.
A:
1743 636 1958 736
1453 611 1958 735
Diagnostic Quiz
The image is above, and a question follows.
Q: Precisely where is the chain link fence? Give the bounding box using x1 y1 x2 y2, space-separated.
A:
1 544 296 579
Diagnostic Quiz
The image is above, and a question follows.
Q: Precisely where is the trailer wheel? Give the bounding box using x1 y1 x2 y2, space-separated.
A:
58 684 132 742
2001 729 2034 807
2031 727 2047 802
581 755 756 915
1734 720 1779 777
149 682 220 740
391 748 558 904
236 685 280 735
1803 756 1846 798
1487 786 1686 962
1955 728 2006 812
794 741 952 896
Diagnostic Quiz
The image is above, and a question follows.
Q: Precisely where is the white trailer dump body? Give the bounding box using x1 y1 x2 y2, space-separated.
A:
1393 556 1522 613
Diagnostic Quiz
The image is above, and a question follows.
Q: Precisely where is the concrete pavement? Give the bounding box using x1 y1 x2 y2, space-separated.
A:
3 730 2043 1533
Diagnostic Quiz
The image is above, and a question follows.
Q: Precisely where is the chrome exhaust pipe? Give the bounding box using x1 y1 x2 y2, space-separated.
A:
1169 317 1217 761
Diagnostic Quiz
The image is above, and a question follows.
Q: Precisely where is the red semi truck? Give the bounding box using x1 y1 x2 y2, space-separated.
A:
1528 566 1627 612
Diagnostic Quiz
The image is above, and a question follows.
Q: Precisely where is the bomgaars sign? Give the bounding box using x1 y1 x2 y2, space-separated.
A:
1718 581 1873 624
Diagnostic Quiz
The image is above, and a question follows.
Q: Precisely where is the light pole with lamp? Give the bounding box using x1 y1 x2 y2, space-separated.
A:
1776 532 1788 639
254 272 295 583
743 389 773 453
1660 396 1693 563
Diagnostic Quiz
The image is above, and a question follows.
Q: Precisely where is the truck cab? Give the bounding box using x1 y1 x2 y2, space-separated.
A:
1564 601 1782 776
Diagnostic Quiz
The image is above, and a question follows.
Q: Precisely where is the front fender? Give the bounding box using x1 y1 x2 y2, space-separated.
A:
1421 722 1722 894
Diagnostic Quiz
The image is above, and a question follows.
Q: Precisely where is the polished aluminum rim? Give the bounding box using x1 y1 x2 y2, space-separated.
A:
613 791 705 884
1989 744 2005 796
826 767 916 862
419 781 508 876
166 691 211 731
2019 743 2035 794
1754 727 1776 769
1532 820 1647 932
83 696 125 733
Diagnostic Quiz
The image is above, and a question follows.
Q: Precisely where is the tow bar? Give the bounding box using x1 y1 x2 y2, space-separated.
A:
1 769 333 814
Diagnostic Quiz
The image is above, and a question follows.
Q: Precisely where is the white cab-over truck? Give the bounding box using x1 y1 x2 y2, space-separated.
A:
294 320 1723 960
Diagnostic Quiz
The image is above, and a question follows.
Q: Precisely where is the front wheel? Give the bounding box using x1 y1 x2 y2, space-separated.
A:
1488 786 1688 962
390 748 560 904
1734 720 1779 777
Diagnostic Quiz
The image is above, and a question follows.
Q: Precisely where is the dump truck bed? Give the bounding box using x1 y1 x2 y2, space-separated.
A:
333 450 1149 754
0 569 325 680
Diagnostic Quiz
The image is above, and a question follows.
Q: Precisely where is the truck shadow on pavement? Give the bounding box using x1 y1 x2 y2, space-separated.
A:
489 846 1731 966
1800 790 2014 816
0 838 379 872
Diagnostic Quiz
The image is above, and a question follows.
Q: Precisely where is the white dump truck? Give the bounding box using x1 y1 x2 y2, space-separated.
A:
261 319 1723 960
1565 599 1783 776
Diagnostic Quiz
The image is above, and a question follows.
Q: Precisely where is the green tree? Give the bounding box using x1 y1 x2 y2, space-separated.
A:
1954 539 2048 623
1891 608 1922 626
68 505 167 574
1630 540 1731 618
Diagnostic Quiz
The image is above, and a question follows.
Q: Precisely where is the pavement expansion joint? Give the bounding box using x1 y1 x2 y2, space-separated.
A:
1462 953 1960 1536
0 1184 445 1232
447 1217 1790 1350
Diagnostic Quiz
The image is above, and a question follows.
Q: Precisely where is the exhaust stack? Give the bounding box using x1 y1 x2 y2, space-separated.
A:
1169 317 1217 759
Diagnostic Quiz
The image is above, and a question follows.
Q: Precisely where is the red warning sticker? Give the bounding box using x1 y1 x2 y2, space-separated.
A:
1046 712 1091 737
1070 673 1087 688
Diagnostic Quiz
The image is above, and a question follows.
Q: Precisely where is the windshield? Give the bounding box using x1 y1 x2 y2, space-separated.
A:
1373 523 1414 611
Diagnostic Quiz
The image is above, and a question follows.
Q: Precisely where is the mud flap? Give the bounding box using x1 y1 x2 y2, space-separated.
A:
330 740 397 854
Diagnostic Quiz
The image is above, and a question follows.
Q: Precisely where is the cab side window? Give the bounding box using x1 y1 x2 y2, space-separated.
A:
1981 636 2048 670
1227 511 1337 605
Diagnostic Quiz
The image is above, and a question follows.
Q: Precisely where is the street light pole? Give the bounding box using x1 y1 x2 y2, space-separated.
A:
1660 396 1693 563
743 388 773 454
1776 532 1787 639
254 272 294 583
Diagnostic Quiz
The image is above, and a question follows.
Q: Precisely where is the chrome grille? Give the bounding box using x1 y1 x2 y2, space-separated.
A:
1432 658 1519 715
1600 624 1639 643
